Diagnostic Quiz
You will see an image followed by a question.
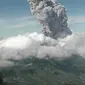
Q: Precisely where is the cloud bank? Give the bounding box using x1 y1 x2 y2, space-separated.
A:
0 32 85 67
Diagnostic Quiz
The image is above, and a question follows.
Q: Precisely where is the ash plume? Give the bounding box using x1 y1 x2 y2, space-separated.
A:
28 0 72 39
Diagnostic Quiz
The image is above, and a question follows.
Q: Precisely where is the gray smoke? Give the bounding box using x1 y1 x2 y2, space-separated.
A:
28 0 72 39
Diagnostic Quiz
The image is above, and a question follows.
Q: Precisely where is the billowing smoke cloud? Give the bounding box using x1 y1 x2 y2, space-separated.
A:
28 0 72 39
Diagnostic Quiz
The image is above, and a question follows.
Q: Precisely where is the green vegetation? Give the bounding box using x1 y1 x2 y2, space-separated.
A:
1 55 85 85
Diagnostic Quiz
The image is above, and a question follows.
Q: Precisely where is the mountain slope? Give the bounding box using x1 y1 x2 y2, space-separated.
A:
1 55 85 85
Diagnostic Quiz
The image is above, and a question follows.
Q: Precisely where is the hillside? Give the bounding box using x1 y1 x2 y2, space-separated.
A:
1 55 85 85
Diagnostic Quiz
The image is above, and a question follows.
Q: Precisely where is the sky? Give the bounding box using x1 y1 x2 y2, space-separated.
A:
0 0 85 37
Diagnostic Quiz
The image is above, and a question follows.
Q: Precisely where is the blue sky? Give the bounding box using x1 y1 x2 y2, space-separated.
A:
0 0 85 37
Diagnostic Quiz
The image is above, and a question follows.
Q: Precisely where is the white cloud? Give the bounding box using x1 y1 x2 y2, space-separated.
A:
0 16 34 24
0 16 39 29
68 16 85 24
5 20 38 29
5 22 29 29
1 32 85 67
